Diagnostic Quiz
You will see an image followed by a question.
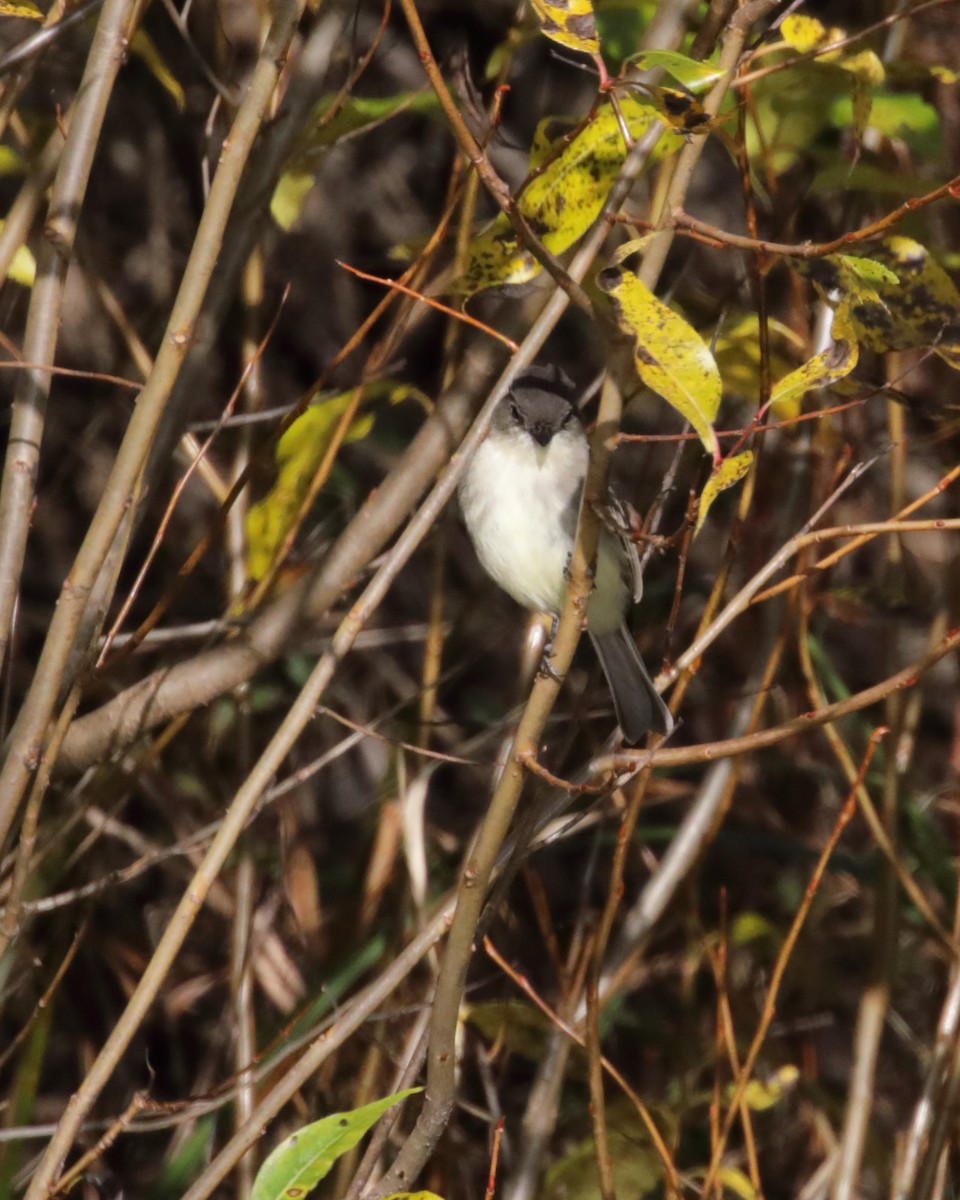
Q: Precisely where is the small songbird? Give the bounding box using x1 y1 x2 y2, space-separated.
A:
458 365 673 742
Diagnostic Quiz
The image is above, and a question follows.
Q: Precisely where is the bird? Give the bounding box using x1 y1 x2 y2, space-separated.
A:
458 365 673 742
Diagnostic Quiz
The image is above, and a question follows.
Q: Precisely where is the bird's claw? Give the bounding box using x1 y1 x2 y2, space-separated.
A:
538 653 565 684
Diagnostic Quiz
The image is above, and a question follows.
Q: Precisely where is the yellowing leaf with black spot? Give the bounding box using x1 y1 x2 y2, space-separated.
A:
250 1089 421 1200
596 263 721 458
459 97 682 296
834 237 960 371
246 384 419 583
696 451 753 534
457 230 540 297
0 0 42 18
529 0 599 56
648 86 713 134
518 99 680 240
769 300 859 419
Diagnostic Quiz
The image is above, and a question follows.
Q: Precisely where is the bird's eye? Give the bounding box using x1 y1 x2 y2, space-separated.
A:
509 399 521 423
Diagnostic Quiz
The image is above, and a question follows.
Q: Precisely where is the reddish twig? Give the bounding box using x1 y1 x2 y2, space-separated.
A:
336 260 520 351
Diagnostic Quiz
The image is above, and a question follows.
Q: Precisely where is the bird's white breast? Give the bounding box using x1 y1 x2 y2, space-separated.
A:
459 427 588 614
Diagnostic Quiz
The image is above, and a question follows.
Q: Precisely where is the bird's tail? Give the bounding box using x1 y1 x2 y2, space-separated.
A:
589 626 674 743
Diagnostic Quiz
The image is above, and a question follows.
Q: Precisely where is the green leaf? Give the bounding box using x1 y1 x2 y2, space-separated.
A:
888 59 960 87
695 451 753 534
529 0 600 55
835 253 898 287
779 15 884 148
465 1000 587 1070
746 64 848 177
541 1104 662 1200
810 162 940 200
251 1089 421 1200
829 90 942 162
273 93 441 230
625 49 723 92
292 92 440 170
459 96 681 296
596 262 721 457
595 0 658 66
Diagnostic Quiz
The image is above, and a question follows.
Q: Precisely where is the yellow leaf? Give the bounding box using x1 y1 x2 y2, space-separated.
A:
529 0 599 56
0 145 23 176
696 451 753 534
729 911 779 946
270 170 316 231
780 14 838 53
459 97 682 296
130 29 185 111
382 1194 447 1200
596 263 721 457
717 1166 758 1199
246 393 374 583
8 240 35 286
732 1065 800 1113
770 300 858 419
0 222 35 285
0 0 42 18
841 48 885 87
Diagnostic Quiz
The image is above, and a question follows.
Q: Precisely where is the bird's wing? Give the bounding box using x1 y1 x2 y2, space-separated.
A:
599 492 642 603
